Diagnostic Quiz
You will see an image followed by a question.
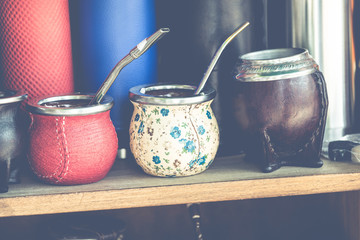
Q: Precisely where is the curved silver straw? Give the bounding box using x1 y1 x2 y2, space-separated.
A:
90 28 170 104
193 22 250 95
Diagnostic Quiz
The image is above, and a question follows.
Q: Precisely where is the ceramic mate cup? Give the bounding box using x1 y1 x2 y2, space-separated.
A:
129 84 220 177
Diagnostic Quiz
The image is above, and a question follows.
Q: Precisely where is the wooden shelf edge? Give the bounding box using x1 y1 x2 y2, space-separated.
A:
1 172 360 217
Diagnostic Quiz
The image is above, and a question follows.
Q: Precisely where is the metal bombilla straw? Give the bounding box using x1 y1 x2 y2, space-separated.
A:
194 22 250 95
89 28 170 105
186 23 250 239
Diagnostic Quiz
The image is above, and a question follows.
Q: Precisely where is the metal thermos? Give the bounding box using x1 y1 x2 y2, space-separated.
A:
285 0 357 143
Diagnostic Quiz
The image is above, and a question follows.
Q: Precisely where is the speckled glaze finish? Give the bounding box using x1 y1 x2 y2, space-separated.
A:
129 85 219 177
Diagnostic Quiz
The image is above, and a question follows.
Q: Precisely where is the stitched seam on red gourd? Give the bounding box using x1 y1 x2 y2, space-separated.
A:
55 116 70 183
29 117 65 180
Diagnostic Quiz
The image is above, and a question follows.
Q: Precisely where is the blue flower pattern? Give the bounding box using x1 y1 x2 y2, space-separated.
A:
170 126 181 139
189 159 197 168
189 155 207 168
197 125 205 135
198 156 206 165
184 140 195 153
161 108 169 116
138 121 144 133
206 110 212 119
134 113 140 121
152 156 161 164
131 104 218 177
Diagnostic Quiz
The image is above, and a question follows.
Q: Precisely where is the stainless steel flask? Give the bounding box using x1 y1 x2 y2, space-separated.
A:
285 0 357 143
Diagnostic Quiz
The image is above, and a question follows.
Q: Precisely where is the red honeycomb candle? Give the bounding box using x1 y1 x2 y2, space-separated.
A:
0 0 74 101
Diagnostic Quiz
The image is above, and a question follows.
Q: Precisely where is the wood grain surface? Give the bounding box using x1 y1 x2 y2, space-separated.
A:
1 155 360 217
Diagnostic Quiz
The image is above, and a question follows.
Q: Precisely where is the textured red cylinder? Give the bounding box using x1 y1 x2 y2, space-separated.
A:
0 0 74 101
28 111 118 185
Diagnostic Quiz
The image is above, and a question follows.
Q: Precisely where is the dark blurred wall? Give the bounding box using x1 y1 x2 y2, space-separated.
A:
154 0 269 155
267 0 287 49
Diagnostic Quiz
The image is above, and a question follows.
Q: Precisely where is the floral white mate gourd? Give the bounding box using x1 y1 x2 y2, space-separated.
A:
129 84 219 177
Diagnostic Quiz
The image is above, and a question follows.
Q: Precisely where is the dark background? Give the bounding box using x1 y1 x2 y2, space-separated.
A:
154 0 287 156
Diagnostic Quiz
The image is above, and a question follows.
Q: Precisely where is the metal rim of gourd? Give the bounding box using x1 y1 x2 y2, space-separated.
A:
26 93 114 116
0 89 27 105
236 48 318 82
129 84 216 106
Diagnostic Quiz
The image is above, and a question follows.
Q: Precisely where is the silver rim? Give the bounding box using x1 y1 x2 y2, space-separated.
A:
235 48 318 82
26 93 113 116
0 90 27 105
241 48 307 62
129 84 216 105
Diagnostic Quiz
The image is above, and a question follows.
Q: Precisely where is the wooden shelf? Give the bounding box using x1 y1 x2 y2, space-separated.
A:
1 154 360 217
